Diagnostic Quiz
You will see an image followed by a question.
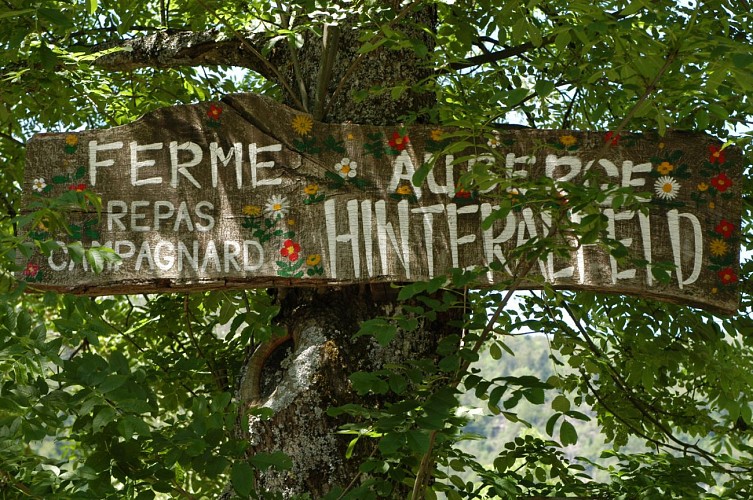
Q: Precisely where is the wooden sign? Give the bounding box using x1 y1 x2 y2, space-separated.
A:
21 93 742 314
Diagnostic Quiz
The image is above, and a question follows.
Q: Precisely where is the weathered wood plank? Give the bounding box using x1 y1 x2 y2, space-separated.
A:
20 93 742 314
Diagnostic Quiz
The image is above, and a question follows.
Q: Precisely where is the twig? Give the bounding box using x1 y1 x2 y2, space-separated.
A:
194 0 305 111
0 130 24 147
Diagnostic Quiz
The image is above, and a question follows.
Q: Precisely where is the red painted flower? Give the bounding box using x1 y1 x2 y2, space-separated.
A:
207 104 223 120
604 131 620 146
710 172 732 192
389 131 409 151
455 188 472 199
715 219 734 239
68 183 87 192
708 145 726 164
280 239 301 262
718 267 738 285
23 262 40 277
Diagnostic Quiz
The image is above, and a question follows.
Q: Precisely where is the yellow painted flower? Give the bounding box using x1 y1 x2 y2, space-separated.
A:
291 114 313 136
710 238 729 257
287 219 295 226
697 182 709 192
559 134 577 147
709 202 715 209
242 205 262 217
306 254 321 266
658 142 665 150
346 133 355 140
304 183 319 195
431 129 443 141
656 161 674 175
712 287 718 294
65 134 78 146
396 185 413 195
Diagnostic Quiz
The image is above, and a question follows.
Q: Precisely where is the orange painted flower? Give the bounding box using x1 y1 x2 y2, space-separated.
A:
280 239 301 262
389 131 409 151
715 219 734 239
396 185 413 195
304 183 319 195
718 267 738 285
697 182 709 192
710 172 732 192
242 205 262 217
708 145 726 164
559 134 577 147
431 129 443 141
306 254 321 266
65 134 78 146
656 161 674 175
207 104 223 120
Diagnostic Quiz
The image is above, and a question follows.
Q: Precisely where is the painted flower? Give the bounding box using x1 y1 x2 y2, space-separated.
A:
346 133 355 140
65 134 78 147
697 182 709 192
708 145 726 164
656 161 674 175
455 188 472 199
306 254 322 266
287 219 295 226
264 195 290 219
604 131 620 146
32 178 46 192
430 129 443 142
718 267 738 285
292 114 313 136
710 172 732 192
559 134 577 147
389 131 409 151
242 205 262 217
709 202 716 209
207 104 222 120
396 185 413 195
715 219 734 239
710 238 729 257
335 157 357 178
304 183 319 195
654 176 680 200
280 239 301 262
23 262 40 278
488 134 501 149
68 183 87 192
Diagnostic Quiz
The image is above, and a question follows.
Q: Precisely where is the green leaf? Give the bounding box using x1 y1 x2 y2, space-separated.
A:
535 80 555 97
406 430 431 454
552 395 571 413
231 462 254 497
355 318 397 347
559 420 577 446
0 8 34 20
86 0 97 15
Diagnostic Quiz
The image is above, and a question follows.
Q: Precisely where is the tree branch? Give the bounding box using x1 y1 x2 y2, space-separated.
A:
444 36 555 73
92 29 284 81
0 130 24 147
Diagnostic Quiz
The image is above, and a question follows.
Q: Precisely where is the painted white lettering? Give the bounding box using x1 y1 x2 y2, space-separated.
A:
324 199 361 279
154 241 175 271
243 240 263 271
89 140 123 186
153 201 175 231
130 141 163 186
249 143 283 187
604 209 637 283
424 154 455 195
412 204 444 278
173 202 195 232
170 141 202 188
130 201 150 232
375 200 411 278
107 200 128 231
210 142 243 188
200 240 221 272
667 210 703 288
224 241 241 272
194 201 215 232
388 151 422 199
178 241 199 272
447 203 478 269
135 241 155 271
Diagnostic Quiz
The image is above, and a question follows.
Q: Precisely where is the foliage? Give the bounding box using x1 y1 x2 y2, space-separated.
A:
2 0 753 498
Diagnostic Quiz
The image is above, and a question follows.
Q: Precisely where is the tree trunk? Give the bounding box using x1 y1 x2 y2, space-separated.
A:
231 5 449 497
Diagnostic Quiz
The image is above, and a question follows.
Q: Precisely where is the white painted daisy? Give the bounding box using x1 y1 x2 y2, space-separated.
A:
654 176 680 200
335 157 357 178
32 178 46 192
487 133 500 149
264 194 290 219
